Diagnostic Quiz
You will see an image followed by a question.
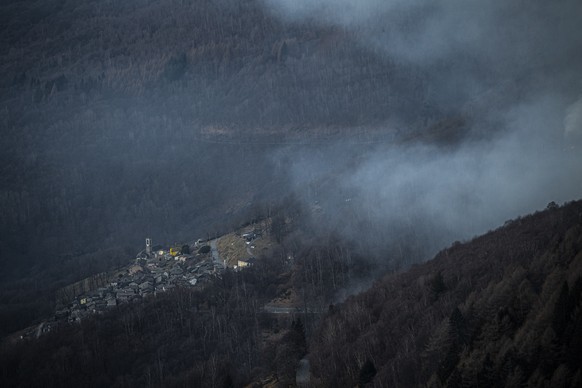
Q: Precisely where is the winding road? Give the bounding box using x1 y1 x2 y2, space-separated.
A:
262 304 324 314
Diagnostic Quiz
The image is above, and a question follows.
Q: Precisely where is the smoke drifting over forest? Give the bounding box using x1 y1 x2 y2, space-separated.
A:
265 0 582 259
3 2 582 385
263 0 582 67
1 0 582 333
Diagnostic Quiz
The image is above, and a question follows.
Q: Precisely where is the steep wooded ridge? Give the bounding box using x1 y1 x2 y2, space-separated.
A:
1 200 580 387
310 200 582 387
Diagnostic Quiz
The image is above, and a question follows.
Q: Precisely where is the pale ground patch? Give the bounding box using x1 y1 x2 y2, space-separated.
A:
215 222 278 268
216 233 248 267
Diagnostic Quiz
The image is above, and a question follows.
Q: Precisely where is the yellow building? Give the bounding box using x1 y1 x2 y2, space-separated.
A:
237 258 256 268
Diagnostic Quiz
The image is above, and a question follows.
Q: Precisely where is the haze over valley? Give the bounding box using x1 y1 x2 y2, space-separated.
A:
1 1 582 386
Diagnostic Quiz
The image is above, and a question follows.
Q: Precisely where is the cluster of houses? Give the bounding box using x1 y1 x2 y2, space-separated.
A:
13 233 272 341
53 240 219 324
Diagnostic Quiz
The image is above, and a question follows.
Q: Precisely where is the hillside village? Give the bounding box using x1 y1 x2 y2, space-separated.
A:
24 230 265 340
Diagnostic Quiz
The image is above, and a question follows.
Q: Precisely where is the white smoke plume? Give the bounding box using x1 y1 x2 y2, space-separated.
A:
265 0 582 261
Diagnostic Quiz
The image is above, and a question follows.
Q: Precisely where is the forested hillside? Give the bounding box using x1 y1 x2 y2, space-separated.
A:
309 200 582 387
0 0 449 335
0 262 306 387
2 0 581 343
1 199 580 387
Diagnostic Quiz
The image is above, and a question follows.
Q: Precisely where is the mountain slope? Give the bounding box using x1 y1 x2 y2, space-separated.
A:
2 0 581 348
310 200 582 387
0 0 460 335
1 200 581 387
0 0 422 287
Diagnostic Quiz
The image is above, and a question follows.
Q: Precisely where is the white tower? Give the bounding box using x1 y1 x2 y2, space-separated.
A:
146 238 152 256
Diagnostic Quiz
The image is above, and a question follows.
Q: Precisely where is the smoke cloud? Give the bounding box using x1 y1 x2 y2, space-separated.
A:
264 0 582 261
263 0 582 65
